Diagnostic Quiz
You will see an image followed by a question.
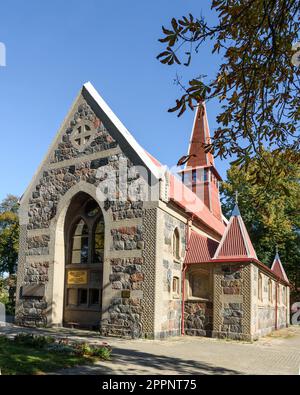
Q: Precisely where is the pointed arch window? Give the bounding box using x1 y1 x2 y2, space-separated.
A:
258 273 263 302
268 279 273 303
71 219 89 264
173 228 180 260
93 219 105 263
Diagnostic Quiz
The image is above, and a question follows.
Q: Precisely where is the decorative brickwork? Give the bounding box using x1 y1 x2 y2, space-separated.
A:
141 208 157 337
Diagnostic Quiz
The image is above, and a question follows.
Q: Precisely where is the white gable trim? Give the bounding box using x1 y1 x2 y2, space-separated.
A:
83 82 161 180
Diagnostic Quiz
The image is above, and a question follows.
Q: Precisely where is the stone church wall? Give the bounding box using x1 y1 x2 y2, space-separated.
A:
155 210 186 338
251 265 289 339
16 93 159 338
184 300 213 336
212 263 252 341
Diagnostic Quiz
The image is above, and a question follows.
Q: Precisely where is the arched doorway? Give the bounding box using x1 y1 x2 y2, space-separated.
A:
63 192 104 329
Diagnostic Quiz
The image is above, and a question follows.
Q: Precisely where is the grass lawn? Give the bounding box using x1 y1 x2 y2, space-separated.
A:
0 336 97 375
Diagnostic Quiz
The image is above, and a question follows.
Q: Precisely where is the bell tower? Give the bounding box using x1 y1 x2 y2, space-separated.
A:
179 103 223 221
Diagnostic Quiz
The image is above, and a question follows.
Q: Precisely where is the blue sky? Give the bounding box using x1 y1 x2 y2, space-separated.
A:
0 0 228 202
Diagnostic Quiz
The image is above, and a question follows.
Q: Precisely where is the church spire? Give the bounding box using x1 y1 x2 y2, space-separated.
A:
179 102 223 221
186 102 215 168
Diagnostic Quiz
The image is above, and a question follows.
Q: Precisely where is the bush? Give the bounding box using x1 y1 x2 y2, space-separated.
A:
91 346 111 360
12 334 111 360
73 341 111 359
14 333 55 348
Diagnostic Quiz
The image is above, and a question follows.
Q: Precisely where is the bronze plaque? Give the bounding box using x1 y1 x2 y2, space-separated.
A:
67 270 88 285
121 290 130 299
21 285 45 298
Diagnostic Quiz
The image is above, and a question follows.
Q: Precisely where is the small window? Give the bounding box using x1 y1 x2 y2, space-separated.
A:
268 279 273 303
173 228 180 260
203 168 209 182
89 289 100 305
172 277 180 296
283 287 287 305
78 288 88 305
258 273 263 301
192 169 197 184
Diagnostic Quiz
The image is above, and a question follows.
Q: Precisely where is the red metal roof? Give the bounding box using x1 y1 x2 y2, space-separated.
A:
271 253 289 282
213 205 257 260
184 231 219 264
145 151 226 237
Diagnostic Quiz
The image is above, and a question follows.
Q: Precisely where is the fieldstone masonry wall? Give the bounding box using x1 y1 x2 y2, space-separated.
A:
213 263 252 341
17 94 154 337
101 256 145 338
158 213 186 338
185 301 213 336
252 265 289 338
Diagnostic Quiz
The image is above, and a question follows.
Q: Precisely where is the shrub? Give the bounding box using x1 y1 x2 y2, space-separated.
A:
90 346 111 360
12 334 111 360
14 333 55 348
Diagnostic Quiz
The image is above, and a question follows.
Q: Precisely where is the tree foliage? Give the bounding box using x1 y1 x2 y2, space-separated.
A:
157 0 300 174
0 195 19 276
221 150 300 287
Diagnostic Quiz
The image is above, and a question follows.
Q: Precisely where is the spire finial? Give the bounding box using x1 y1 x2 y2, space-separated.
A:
275 245 280 260
232 191 241 216
235 190 239 205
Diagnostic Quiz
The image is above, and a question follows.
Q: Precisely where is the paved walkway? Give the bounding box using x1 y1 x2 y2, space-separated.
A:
1 325 300 375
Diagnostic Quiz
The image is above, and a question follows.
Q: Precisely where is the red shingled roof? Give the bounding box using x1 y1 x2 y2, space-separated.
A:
184 231 219 264
271 253 289 282
213 205 257 260
145 151 226 237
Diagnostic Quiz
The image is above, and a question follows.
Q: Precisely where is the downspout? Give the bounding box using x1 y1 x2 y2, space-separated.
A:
275 282 278 330
181 264 187 335
181 214 194 336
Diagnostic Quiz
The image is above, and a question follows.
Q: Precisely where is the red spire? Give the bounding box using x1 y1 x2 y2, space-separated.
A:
186 103 214 168
213 204 257 260
180 102 223 221
271 251 289 282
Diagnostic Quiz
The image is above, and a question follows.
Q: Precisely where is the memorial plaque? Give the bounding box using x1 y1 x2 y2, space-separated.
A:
21 284 45 298
67 270 88 285
121 290 130 299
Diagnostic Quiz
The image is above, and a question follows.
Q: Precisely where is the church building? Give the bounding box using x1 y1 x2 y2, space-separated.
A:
16 82 290 340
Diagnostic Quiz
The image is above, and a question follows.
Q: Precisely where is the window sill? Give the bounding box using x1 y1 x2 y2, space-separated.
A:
186 297 210 302
173 258 181 264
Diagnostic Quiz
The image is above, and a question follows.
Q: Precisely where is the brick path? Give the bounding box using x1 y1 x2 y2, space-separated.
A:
1 325 299 375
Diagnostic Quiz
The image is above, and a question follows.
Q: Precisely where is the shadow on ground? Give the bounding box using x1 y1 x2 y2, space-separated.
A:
56 347 241 375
